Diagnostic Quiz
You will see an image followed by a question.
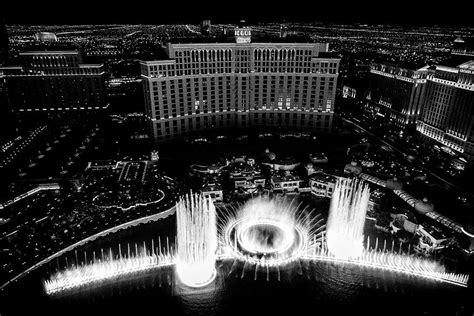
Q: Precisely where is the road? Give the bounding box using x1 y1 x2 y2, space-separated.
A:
185 25 200 35
341 116 474 199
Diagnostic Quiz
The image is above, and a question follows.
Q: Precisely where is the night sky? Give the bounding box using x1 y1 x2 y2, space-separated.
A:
2 0 473 25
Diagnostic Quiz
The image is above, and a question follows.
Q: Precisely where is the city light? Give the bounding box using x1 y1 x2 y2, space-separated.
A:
2 17 474 316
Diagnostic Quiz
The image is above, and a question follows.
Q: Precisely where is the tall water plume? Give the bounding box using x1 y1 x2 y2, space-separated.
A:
326 178 370 259
175 193 217 287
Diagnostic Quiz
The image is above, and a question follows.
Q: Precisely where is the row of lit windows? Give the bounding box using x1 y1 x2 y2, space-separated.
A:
173 48 315 62
25 55 79 68
155 91 332 117
146 59 338 77
175 49 233 63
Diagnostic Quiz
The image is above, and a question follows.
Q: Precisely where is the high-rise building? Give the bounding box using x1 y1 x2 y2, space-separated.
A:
33 32 58 42
279 24 288 38
200 20 211 36
452 37 474 59
0 50 108 114
367 64 427 127
417 61 474 159
140 28 340 141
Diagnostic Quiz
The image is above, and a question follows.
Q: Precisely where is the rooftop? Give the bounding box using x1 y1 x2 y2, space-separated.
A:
19 50 80 56
421 225 448 241
458 60 474 71
202 182 222 192
271 171 301 183
435 65 459 74
229 162 261 175
310 172 337 183
167 41 329 50
273 157 299 165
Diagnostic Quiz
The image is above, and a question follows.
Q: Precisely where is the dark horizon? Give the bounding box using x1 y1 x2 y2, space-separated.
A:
2 0 474 27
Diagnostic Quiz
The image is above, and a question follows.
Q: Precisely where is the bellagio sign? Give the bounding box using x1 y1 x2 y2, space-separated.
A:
235 28 251 44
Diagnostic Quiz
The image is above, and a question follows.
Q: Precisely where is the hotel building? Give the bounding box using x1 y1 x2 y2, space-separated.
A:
416 61 474 159
140 28 340 141
0 50 108 114
367 64 427 127
452 37 474 59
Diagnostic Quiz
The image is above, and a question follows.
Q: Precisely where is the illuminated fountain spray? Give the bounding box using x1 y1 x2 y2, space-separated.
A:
175 193 217 287
220 196 315 268
43 190 471 295
326 178 370 259
44 242 174 294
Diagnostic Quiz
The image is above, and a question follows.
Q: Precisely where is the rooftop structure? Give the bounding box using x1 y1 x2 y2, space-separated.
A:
34 32 58 42
271 170 303 192
417 225 451 253
451 37 474 58
309 172 337 198
202 182 223 202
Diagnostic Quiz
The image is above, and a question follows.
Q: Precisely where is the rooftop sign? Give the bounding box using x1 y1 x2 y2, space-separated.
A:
234 28 251 44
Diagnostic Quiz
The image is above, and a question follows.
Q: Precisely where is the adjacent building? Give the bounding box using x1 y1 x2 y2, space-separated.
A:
365 58 474 161
202 182 223 202
416 61 474 159
451 37 474 59
367 64 427 127
416 224 451 254
309 172 337 198
342 85 357 99
201 20 211 36
271 170 303 192
140 28 340 141
230 158 266 192
0 50 108 115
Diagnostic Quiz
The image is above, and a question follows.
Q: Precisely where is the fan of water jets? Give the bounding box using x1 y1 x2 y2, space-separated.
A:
43 191 470 293
217 195 327 272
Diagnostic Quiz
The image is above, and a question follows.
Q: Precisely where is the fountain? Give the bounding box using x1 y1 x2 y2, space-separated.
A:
44 242 174 295
220 196 313 267
42 191 470 295
175 193 217 288
326 178 370 259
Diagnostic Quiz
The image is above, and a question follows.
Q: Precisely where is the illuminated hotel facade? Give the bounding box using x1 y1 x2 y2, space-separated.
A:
367 64 427 127
416 61 474 159
140 28 340 141
0 50 108 114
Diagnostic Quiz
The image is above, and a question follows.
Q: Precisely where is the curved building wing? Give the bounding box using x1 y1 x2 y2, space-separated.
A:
140 31 340 141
